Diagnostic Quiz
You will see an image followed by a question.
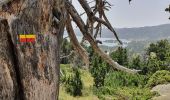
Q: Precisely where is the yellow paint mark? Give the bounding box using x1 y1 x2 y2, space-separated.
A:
19 35 36 38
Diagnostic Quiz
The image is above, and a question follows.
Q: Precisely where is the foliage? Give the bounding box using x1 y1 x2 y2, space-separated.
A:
60 39 170 99
165 46 170 65
65 68 83 96
61 39 73 64
90 55 109 88
59 64 97 99
129 54 143 70
144 39 170 74
146 54 163 74
110 47 128 66
146 39 170 61
86 46 94 61
104 71 147 88
93 86 157 100
92 71 157 100
146 70 170 88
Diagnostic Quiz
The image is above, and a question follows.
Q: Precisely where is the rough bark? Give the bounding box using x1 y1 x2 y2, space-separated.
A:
0 0 66 100
0 18 20 100
0 0 141 99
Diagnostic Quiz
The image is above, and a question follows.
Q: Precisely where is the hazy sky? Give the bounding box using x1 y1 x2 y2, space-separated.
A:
73 0 170 28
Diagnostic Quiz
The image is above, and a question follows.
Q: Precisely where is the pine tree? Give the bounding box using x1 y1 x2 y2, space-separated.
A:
145 40 170 74
73 69 83 96
90 55 108 88
110 47 128 66
65 68 83 96
130 55 142 70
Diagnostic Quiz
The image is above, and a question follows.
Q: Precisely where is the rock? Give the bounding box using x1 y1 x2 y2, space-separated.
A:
152 84 170 100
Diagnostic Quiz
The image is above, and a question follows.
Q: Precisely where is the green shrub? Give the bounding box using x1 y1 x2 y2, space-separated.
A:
104 71 148 88
146 40 170 61
129 54 143 70
146 70 170 88
110 47 128 66
90 55 109 88
65 68 83 96
92 71 156 100
93 86 156 100
145 39 170 74
117 87 158 100
61 39 73 64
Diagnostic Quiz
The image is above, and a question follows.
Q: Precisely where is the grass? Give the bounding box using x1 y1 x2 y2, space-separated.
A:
59 64 161 100
146 70 170 88
59 64 99 100
94 86 158 100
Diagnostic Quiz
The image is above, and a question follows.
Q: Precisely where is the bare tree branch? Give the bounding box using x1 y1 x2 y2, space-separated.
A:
60 51 74 59
78 0 122 44
66 13 89 67
65 0 140 74
165 5 170 19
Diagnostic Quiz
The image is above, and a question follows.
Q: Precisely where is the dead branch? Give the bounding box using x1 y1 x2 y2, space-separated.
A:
65 0 140 74
78 0 122 44
66 13 89 67
60 51 74 59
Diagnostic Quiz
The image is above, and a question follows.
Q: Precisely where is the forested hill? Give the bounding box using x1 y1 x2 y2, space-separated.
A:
115 24 170 40
74 24 170 40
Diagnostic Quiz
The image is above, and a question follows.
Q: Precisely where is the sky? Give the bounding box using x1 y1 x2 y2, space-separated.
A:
73 0 170 28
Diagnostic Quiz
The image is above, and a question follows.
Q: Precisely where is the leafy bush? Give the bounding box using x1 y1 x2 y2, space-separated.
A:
117 87 158 100
144 39 170 74
104 71 148 88
60 64 73 83
90 55 109 88
146 70 170 88
65 68 83 96
129 54 143 70
110 47 128 66
93 86 157 100
92 71 157 100
61 39 73 64
146 39 170 61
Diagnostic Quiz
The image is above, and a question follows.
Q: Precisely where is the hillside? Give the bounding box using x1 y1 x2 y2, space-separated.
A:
73 24 170 41
116 24 170 40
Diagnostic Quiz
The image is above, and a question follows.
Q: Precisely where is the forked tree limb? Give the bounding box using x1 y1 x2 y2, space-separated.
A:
65 1 140 74
60 50 74 59
93 16 122 44
78 0 122 44
66 13 89 67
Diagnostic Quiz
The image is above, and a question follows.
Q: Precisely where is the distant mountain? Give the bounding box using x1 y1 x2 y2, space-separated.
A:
73 24 170 41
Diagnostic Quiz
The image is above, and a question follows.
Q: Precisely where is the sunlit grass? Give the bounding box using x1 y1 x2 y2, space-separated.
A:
59 64 99 100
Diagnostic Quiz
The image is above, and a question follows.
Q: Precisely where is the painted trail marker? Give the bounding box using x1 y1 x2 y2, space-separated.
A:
19 35 36 43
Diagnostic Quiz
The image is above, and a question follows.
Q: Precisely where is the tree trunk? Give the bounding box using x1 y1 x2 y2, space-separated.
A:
0 0 66 100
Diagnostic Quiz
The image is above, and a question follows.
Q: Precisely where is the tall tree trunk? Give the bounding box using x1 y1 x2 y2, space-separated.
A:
0 0 66 100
